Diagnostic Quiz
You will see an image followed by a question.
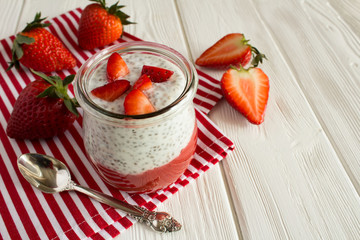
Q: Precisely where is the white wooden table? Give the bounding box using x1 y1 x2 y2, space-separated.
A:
1 0 360 239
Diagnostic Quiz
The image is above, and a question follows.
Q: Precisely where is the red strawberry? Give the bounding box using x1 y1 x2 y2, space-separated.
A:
196 33 266 68
8 13 76 72
78 0 133 50
141 65 174 82
221 66 269 124
133 74 152 91
124 89 155 115
6 70 79 139
91 80 130 101
106 52 129 81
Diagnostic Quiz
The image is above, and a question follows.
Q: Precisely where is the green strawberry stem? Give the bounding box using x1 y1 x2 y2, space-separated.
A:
22 12 51 32
31 69 79 117
230 65 247 72
7 12 50 71
90 0 135 25
250 46 267 67
242 35 267 68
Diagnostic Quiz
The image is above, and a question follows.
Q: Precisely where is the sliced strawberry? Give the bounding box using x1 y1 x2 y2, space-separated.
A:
221 67 269 124
141 65 174 82
124 89 155 115
133 74 152 91
107 52 129 82
91 80 130 102
196 33 266 68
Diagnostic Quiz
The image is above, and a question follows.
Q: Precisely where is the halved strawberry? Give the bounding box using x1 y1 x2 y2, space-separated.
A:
196 33 266 68
221 66 269 124
124 89 155 115
107 52 129 81
133 74 152 91
141 65 174 82
91 80 130 101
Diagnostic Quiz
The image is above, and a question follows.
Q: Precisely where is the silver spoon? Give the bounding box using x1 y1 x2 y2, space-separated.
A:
17 153 181 233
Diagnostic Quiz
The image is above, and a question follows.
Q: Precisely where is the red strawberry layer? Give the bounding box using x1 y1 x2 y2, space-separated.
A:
91 124 198 193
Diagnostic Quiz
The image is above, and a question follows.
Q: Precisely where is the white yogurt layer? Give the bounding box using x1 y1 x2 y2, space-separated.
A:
84 52 196 175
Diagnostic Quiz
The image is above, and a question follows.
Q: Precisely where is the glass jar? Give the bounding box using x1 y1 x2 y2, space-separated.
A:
74 41 198 193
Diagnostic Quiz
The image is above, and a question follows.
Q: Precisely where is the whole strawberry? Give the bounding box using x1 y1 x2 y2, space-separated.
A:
78 0 133 50
6 70 79 139
8 13 76 72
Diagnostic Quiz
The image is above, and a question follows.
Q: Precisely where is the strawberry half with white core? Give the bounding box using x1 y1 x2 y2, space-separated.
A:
196 33 266 69
141 65 174 82
107 52 129 81
124 89 155 115
91 80 130 101
6 69 79 139
221 66 269 124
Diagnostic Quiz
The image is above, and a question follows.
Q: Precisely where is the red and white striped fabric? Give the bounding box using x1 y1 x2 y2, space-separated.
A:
0 8 234 240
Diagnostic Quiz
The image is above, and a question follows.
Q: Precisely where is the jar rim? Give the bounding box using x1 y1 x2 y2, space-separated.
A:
74 41 198 122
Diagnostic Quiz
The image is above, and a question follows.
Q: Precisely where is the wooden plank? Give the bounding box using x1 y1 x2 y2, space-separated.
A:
177 0 360 239
121 166 241 240
327 0 360 35
13 0 240 239
297 0 360 191
0 0 23 38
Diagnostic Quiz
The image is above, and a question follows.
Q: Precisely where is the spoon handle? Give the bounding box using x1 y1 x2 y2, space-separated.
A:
71 183 182 232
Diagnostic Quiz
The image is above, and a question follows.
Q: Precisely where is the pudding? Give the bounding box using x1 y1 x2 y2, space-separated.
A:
75 42 198 193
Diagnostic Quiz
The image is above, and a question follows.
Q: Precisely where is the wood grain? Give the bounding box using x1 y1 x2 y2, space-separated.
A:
0 0 23 37
178 0 360 239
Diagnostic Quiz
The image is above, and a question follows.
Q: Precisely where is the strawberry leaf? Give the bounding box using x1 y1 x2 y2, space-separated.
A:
7 34 35 71
63 75 75 87
92 0 135 25
250 46 267 67
37 86 56 98
29 69 79 117
15 34 35 44
30 69 56 85
50 75 63 88
22 12 51 32
90 0 106 9
64 99 79 117
13 41 23 60
241 35 267 68
7 13 51 71
55 89 65 99
71 98 80 108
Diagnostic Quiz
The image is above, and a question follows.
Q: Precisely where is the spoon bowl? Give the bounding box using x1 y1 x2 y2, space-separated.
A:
18 153 70 193
17 153 182 233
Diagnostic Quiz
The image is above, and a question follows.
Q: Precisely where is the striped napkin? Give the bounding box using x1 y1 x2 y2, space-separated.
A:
0 8 234 240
